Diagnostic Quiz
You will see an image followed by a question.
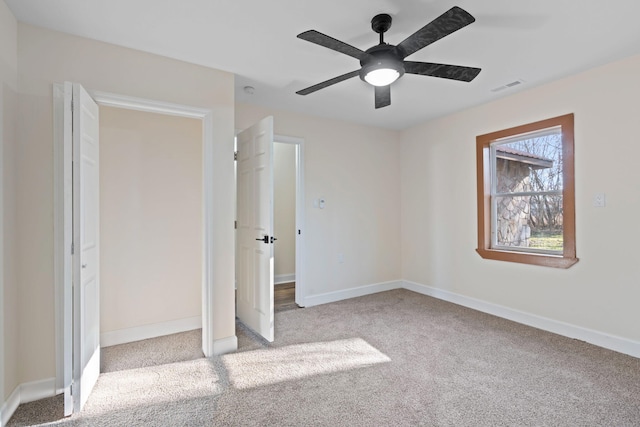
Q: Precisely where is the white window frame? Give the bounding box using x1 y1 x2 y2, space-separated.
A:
489 126 563 255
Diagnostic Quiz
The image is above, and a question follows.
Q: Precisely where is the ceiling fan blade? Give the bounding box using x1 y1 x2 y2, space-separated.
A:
297 30 366 60
404 61 481 82
397 6 476 59
374 85 391 109
296 70 360 96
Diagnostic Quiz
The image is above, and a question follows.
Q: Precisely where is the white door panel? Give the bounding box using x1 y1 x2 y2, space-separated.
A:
236 117 274 342
72 83 100 411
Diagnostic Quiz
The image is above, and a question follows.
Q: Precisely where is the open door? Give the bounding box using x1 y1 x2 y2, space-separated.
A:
64 82 101 412
236 116 275 342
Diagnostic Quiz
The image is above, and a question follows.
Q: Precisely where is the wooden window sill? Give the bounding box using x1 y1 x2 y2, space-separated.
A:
476 248 579 269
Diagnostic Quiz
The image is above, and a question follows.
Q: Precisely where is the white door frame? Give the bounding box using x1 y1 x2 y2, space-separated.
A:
0 85 5 421
273 135 306 307
53 87 217 401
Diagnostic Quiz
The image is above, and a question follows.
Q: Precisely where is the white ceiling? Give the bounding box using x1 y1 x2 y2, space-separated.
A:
6 0 640 130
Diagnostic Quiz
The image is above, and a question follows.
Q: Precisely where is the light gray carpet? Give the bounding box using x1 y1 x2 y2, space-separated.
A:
7 329 207 427
8 289 640 426
101 328 204 373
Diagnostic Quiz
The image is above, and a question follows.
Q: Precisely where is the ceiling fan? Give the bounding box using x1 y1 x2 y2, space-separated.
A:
296 6 481 109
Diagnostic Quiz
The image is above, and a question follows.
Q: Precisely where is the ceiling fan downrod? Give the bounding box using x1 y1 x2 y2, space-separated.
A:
371 13 392 45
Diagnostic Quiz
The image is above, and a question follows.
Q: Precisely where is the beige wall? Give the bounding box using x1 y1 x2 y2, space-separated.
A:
401 53 640 343
236 104 402 299
99 106 202 334
273 142 296 279
17 23 235 385
1 0 19 402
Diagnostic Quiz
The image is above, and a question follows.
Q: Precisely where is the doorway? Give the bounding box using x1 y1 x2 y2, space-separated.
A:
273 140 300 312
53 84 217 414
98 106 203 351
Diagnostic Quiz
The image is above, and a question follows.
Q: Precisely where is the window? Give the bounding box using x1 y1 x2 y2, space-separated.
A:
476 114 577 268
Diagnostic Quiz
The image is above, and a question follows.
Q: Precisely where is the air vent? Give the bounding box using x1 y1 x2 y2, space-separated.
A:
491 79 525 93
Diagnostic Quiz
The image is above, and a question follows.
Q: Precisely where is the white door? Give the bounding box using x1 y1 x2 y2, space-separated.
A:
71 83 101 411
236 116 275 342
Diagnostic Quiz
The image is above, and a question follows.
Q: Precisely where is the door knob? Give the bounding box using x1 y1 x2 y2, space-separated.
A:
255 235 269 244
82 264 87 269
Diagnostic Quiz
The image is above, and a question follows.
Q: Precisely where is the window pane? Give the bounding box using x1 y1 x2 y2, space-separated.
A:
494 130 563 194
495 194 563 252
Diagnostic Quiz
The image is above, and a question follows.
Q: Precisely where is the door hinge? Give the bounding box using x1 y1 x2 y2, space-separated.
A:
298 229 301 235
234 151 238 161
71 242 74 255
234 220 237 229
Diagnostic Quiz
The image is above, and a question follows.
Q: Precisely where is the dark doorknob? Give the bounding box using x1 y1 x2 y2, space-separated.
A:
255 235 278 244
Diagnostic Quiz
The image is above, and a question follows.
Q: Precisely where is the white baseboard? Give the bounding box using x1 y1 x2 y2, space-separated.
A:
19 377 57 404
275 274 295 285
1 377 57 426
403 280 640 359
101 316 202 347
302 280 402 307
212 335 238 355
1 385 20 427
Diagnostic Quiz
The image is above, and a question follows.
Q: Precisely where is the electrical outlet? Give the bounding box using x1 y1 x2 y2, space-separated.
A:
593 193 606 207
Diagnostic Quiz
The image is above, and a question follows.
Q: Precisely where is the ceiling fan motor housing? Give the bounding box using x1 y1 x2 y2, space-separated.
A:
359 44 405 84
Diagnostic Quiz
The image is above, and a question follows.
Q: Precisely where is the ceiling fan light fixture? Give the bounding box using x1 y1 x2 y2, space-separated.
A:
364 68 400 86
359 48 405 87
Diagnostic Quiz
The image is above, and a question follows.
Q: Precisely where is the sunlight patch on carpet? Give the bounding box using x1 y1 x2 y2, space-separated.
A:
80 359 222 416
222 338 391 389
